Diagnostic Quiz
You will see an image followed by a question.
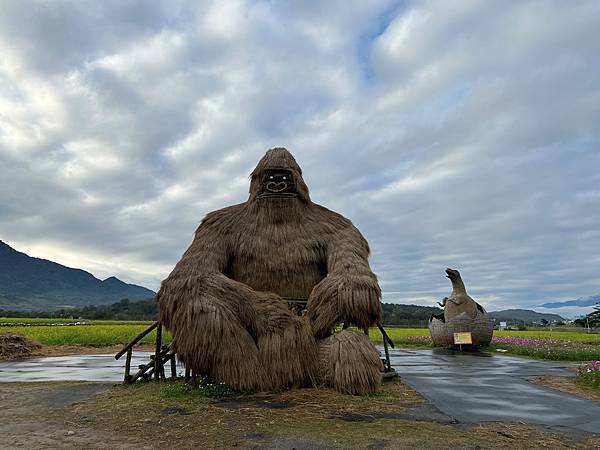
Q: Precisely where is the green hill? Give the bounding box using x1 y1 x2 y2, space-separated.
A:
0 240 155 311
488 309 564 324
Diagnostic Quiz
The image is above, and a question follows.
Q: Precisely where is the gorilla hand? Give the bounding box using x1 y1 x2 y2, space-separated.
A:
306 273 381 339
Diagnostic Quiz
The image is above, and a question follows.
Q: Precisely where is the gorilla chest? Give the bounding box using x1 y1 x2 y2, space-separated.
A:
227 225 326 299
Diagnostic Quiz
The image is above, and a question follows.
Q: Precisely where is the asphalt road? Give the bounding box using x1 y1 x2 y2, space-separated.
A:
390 348 600 433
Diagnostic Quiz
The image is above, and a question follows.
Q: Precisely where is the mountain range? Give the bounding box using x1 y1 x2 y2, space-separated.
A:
488 309 564 323
538 294 600 309
0 240 155 311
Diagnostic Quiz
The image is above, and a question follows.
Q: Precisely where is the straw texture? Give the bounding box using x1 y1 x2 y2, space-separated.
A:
156 148 381 393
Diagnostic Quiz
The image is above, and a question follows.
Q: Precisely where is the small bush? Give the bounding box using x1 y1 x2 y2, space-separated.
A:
577 361 600 389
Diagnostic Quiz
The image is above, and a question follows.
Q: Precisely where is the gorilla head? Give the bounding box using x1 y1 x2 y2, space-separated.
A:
249 148 311 203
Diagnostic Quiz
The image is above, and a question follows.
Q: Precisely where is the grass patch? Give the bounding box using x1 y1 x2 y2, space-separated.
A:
370 327 431 347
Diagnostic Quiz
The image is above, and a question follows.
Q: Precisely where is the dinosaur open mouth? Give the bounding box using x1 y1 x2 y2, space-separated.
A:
445 268 459 278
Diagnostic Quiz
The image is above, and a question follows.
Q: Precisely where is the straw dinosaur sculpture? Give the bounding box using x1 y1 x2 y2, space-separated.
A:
429 268 493 346
156 148 383 394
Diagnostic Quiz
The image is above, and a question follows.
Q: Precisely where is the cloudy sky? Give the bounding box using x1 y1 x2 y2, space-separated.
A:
1 0 599 316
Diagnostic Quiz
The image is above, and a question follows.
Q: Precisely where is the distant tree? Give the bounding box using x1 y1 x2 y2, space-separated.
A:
574 303 600 328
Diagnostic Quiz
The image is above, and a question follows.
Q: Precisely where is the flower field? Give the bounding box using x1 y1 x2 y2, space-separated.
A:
577 361 600 388
370 327 600 361
488 336 599 361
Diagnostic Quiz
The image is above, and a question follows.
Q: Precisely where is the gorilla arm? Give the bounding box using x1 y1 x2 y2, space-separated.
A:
306 222 382 338
156 210 262 340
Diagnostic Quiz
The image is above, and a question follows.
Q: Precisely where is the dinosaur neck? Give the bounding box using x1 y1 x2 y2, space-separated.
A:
451 278 467 296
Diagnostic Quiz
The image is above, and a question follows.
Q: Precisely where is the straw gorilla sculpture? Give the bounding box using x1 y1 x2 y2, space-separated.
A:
157 148 382 394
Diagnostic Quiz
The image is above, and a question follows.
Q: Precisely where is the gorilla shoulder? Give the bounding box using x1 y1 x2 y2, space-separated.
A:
196 203 246 232
312 204 355 229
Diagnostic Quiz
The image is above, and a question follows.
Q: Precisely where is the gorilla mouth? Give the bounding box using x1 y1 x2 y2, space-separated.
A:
257 192 298 199
266 181 287 192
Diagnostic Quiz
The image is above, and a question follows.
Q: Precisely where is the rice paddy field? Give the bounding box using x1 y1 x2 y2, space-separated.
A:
0 317 153 325
0 323 167 347
1 320 598 361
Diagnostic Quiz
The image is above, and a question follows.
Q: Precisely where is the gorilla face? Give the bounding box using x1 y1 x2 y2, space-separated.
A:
257 168 297 198
249 148 311 203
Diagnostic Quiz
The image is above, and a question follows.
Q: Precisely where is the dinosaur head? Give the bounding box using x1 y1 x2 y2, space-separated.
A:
445 268 461 281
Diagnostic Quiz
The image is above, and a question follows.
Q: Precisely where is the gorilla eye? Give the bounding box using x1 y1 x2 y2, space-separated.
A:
269 176 273 179
283 176 287 180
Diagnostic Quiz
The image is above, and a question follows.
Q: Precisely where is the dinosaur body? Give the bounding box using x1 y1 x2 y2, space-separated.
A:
443 268 484 322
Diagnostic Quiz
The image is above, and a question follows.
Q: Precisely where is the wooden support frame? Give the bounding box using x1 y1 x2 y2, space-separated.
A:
116 321 177 384
154 323 162 381
377 323 395 372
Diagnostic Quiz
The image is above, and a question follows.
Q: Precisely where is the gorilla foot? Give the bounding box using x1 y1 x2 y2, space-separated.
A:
317 329 383 395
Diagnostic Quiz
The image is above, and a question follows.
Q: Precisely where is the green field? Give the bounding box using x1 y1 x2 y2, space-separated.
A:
0 317 154 326
1 324 168 347
1 322 598 361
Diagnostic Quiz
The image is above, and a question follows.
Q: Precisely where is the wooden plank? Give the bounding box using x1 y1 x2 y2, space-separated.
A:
377 323 395 349
170 354 177 378
115 321 158 360
124 347 132 384
382 332 391 371
154 323 162 381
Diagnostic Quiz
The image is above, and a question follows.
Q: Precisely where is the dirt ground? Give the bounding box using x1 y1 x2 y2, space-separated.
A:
529 375 600 402
1 379 599 449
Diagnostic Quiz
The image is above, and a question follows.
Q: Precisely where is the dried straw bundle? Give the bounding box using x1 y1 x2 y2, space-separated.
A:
318 330 383 395
156 148 382 393
0 332 41 360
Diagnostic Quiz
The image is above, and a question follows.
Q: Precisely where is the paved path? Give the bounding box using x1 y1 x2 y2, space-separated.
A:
0 352 155 382
1 348 599 433
390 348 600 433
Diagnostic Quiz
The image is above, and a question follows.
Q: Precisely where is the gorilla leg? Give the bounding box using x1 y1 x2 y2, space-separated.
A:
317 330 383 395
159 279 318 391
167 294 270 391
254 294 319 388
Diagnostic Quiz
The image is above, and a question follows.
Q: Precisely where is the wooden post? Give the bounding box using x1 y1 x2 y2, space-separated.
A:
382 335 391 371
377 323 395 349
185 367 190 382
154 323 162 381
378 324 392 372
170 354 177 379
124 347 132 384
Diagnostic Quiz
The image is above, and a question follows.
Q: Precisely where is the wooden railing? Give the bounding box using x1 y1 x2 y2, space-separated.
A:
115 321 177 383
